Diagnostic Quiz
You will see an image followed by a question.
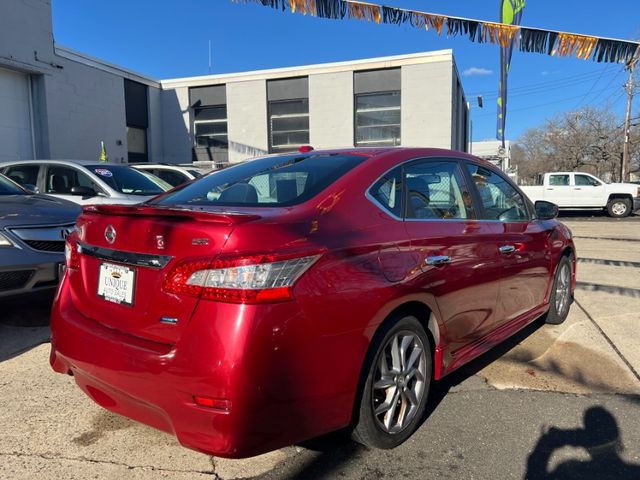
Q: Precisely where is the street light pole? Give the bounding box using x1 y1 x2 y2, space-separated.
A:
622 63 636 182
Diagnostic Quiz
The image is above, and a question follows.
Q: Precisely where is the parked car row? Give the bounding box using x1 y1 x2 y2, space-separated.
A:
0 160 214 301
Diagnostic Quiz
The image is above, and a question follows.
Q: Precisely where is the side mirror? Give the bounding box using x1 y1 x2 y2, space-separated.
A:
535 200 559 220
23 184 39 193
70 186 96 197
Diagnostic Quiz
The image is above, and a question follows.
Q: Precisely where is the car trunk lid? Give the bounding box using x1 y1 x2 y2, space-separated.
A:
69 204 260 345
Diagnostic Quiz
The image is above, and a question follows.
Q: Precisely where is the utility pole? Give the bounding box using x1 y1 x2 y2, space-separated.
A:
622 62 636 182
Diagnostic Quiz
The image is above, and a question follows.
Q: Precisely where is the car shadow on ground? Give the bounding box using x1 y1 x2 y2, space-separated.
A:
0 295 52 362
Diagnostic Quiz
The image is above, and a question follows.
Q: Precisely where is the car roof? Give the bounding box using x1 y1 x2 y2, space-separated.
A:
0 159 119 168
131 164 190 170
269 147 497 167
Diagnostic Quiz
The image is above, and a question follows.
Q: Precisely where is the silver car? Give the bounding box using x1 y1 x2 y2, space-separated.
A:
0 174 80 299
0 160 170 205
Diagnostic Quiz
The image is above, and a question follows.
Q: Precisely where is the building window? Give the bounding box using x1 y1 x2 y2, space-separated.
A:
127 126 147 156
268 99 309 153
355 91 401 147
124 79 149 163
267 77 309 154
194 105 228 150
354 68 401 147
190 85 228 164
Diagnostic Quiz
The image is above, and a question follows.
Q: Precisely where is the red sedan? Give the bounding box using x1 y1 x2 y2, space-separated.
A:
50 148 575 458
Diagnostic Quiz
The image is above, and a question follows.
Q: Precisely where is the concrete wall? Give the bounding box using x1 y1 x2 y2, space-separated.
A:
0 0 54 70
44 57 128 162
309 71 353 148
0 0 162 163
401 60 453 149
160 86 191 164
226 80 269 164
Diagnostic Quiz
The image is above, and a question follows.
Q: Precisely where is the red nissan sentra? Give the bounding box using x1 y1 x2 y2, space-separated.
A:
50 148 575 458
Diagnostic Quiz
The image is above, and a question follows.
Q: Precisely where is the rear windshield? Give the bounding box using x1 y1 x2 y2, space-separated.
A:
0 174 27 195
151 154 366 207
86 165 169 196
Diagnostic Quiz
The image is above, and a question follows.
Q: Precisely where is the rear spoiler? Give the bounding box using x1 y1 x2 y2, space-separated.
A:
83 204 261 225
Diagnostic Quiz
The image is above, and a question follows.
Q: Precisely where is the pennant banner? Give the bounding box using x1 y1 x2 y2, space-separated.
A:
233 0 640 65
497 0 525 145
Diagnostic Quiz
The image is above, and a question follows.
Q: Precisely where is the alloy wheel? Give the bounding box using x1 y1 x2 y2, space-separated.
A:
611 202 627 216
555 263 571 317
372 331 427 434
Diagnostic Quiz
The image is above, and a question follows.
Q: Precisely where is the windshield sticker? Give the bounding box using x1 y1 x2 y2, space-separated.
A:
94 168 113 177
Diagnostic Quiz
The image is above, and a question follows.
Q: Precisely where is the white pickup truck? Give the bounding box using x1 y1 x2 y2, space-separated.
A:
520 172 640 218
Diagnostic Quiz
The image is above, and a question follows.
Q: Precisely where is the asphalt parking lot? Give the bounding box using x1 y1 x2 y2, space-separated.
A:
1 214 639 480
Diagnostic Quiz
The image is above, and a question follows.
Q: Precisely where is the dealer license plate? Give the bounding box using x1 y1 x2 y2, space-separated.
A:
97 262 136 306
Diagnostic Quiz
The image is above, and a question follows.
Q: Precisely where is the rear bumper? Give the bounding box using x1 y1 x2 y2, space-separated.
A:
50 276 356 458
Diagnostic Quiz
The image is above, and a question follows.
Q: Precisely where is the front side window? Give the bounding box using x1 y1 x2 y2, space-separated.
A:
269 99 309 153
46 166 96 194
465 163 529 222
404 160 474 220
355 92 401 147
152 154 366 207
549 174 570 186
575 174 601 186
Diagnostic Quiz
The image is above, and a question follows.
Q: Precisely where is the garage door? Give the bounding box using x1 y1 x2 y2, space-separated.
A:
0 67 34 162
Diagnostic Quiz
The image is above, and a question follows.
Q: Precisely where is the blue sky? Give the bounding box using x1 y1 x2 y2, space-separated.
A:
51 0 638 142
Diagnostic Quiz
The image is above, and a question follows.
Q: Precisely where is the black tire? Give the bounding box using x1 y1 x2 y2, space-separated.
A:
352 315 432 449
606 198 632 218
544 256 573 325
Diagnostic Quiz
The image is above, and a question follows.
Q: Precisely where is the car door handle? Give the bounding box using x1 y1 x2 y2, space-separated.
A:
574 187 582 190
546 188 555 190
425 255 451 266
499 245 516 254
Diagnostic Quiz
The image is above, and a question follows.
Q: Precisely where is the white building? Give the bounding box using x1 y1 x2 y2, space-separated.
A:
471 140 516 179
1 0 469 166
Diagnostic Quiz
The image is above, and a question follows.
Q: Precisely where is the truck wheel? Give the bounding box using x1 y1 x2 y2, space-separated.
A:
606 198 631 218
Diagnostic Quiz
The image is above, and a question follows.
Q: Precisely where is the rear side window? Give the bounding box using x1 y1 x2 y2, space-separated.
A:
549 174 570 186
153 154 366 207
369 166 402 217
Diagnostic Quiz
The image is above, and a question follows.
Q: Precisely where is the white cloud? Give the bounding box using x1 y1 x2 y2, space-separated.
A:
463 67 493 77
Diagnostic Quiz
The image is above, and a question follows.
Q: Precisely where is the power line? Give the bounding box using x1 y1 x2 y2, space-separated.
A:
473 85 625 118
468 67 613 97
572 64 614 110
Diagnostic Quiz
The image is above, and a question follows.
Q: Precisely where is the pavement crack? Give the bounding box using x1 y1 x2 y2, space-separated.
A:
0 451 215 475
210 455 223 479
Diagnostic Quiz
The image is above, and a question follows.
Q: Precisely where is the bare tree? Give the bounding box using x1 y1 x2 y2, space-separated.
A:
513 106 638 184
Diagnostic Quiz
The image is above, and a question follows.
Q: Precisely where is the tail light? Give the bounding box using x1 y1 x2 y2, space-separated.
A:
65 235 80 270
163 252 322 304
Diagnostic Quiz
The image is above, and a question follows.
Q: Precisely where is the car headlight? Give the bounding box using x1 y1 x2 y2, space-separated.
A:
0 232 16 248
